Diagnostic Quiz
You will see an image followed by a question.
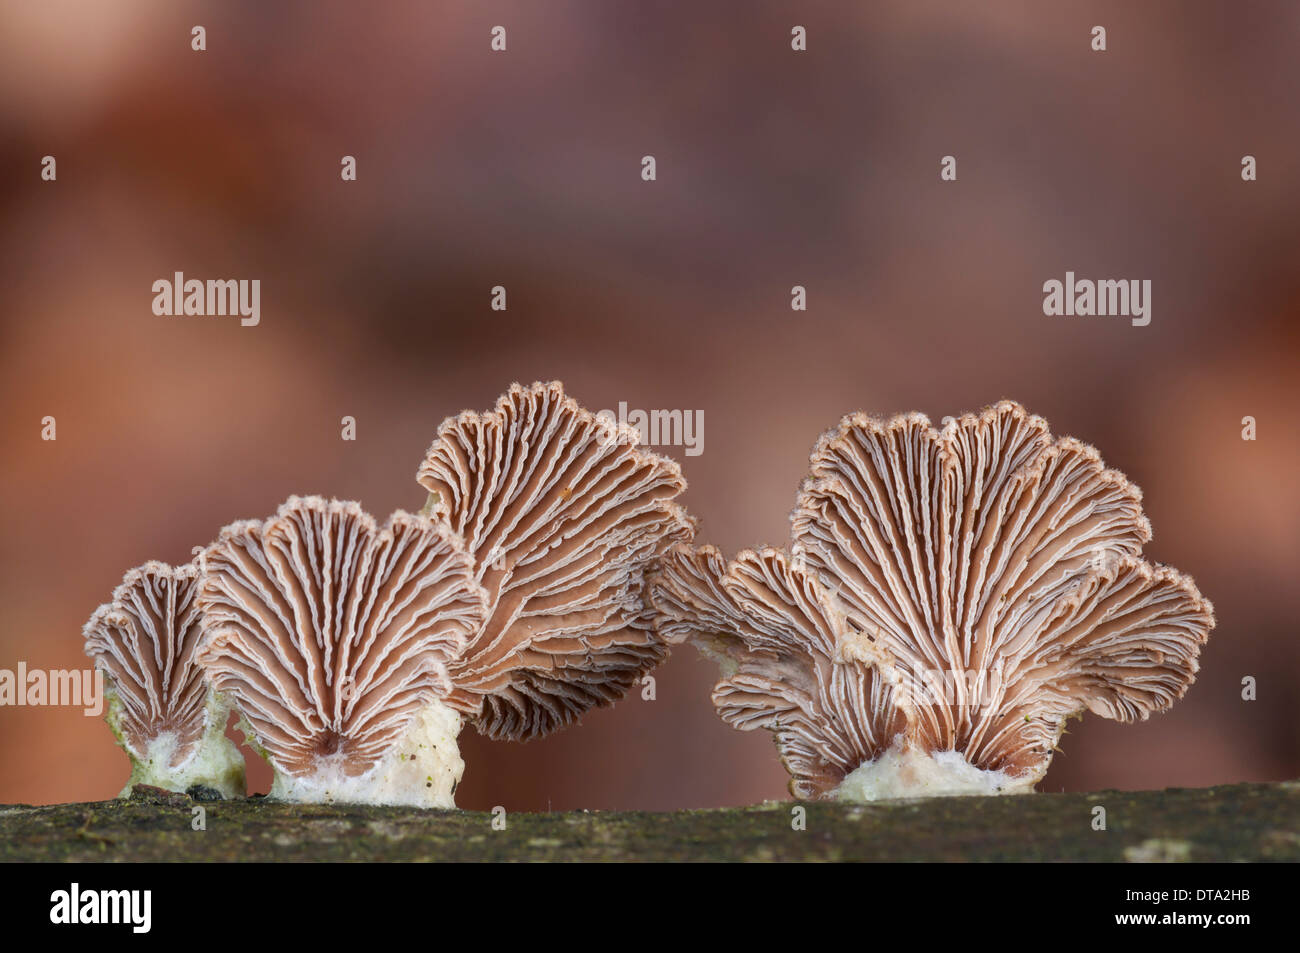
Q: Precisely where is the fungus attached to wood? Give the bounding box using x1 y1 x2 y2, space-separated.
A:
83 561 245 798
195 496 487 807
417 381 695 742
651 401 1215 801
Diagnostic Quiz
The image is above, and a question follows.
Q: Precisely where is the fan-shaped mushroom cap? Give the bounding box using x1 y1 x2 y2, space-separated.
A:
417 381 695 740
651 401 1215 800
84 561 245 798
654 545 905 798
195 496 487 807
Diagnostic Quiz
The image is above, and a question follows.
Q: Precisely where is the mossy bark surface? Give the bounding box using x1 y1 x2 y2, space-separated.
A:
2 781 1296 862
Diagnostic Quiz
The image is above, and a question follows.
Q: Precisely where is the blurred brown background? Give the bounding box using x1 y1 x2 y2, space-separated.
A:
1 1 1297 810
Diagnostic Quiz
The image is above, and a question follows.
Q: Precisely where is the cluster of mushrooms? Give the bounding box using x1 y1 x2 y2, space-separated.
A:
83 385 1215 806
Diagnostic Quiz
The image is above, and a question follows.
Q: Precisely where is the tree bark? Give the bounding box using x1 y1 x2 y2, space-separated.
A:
2 781 1295 862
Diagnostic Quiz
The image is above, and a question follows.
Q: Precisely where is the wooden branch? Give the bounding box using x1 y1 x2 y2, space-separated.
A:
2 781 1295 862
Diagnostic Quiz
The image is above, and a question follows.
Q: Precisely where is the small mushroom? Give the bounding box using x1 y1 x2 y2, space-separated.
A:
417 381 695 741
194 496 487 807
651 401 1215 800
83 561 245 798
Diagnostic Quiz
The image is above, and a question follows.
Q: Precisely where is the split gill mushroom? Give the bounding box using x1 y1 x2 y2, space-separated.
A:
83 560 245 798
650 401 1215 801
416 381 696 743
194 496 487 808
154 381 692 808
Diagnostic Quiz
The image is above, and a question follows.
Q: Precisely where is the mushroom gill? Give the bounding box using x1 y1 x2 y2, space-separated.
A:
195 496 486 807
651 401 1215 800
83 560 245 798
417 381 696 742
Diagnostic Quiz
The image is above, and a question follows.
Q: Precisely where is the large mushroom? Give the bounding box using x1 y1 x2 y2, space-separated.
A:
651 401 1215 800
195 496 487 807
417 381 696 741
83 561 245 798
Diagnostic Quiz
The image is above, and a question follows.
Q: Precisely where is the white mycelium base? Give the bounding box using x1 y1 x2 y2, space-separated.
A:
833 744 1037 802
114 690 246 798
268 700 465 809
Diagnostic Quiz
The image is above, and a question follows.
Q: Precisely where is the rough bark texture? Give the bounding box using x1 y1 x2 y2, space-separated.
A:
2 781 1295 862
